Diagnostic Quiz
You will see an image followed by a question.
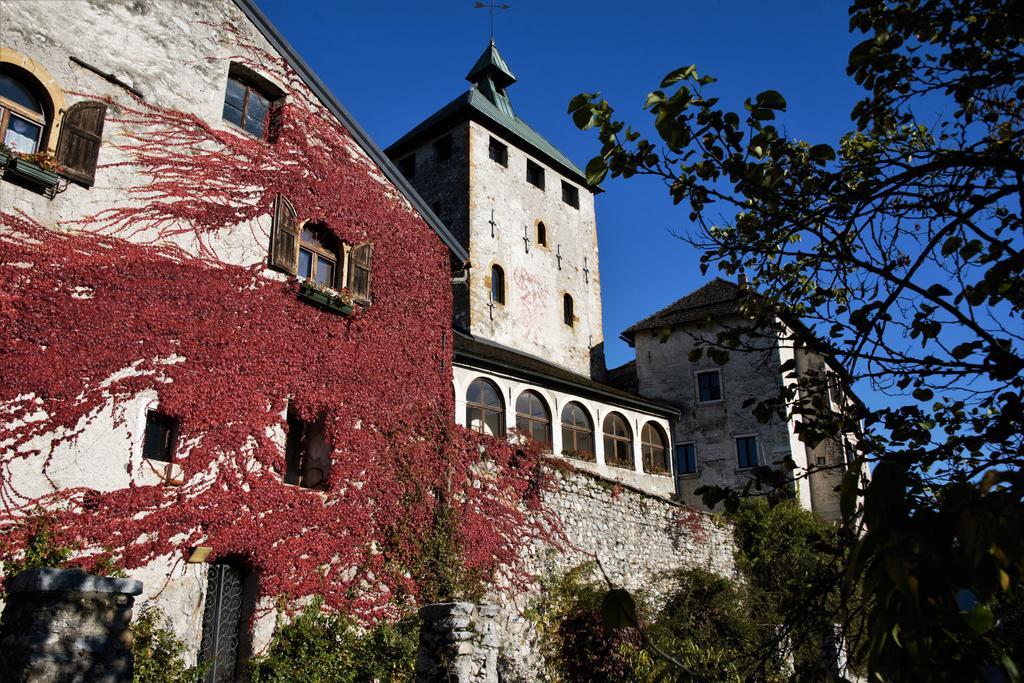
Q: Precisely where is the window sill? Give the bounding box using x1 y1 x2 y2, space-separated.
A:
696 399 724 406
643 469 672 477
297 281 353 316
676 473 700 479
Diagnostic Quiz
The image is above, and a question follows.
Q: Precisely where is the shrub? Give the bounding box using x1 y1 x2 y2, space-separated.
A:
131 605 205 683
248 598 419 683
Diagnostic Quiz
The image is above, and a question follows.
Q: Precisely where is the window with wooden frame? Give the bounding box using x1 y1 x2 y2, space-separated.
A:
56 101 106 186
641 422 669 474
284 407 332 490
222 65 281 140
488 137 508 167
696 369 723 403
0 68 50 154
561 180 580 209
563 293 574 327
515 390 551 448
347 243 373 304
526 159 545 190
736 435 759 469
560 402 594 461
142 410 178 463
298 224 342 288
602 412 633 468
466 378 504 436
491 264 505 305
676 442 697 476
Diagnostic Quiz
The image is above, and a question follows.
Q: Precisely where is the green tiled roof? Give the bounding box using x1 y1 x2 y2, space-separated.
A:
386 42 588 188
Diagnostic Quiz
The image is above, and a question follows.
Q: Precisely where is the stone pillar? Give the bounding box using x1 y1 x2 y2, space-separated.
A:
0 568 143 683
415 601 499 683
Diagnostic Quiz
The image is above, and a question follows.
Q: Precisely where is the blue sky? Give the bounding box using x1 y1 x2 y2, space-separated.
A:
255 0 866 369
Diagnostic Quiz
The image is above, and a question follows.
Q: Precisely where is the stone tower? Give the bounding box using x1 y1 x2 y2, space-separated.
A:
387 41 604 377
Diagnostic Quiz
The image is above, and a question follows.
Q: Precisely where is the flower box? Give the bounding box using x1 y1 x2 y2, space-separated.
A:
297 281 353 316
8 158 60 189
0 150 10 168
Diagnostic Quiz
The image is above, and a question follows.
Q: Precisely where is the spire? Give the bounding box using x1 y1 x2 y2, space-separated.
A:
466 41 517 115
466 40 517 90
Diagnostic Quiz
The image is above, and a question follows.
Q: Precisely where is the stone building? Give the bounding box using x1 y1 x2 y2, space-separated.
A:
386 42 681 498
615 277 865 520
0 1 736 678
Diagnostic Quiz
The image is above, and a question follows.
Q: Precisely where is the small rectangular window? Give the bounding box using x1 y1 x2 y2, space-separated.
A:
676 443 697 475
142 410 178 463
398 154 416 178
736 436 758 469
284 410 332 490
696 370 722 402
561 181 579 209
222 76 273 140
433 135 452 162
526 159 545 190
488 137 508 167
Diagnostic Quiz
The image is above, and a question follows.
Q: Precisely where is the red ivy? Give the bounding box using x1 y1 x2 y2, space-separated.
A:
0 26 557 620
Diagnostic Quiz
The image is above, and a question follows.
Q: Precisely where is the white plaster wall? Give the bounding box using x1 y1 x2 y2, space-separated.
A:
466 123 602 376
453 363 676 498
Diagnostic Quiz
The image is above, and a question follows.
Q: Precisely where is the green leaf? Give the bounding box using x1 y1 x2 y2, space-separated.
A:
584 157 608 186
644 90 665 109
912 388 933 401
660 65 697 88
926 284 952 298
755 90 787 111
963 604 994 634
808 144 836 161
601 588 637 629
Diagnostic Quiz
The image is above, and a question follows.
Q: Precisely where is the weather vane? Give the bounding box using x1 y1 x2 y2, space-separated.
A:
474 2 510 41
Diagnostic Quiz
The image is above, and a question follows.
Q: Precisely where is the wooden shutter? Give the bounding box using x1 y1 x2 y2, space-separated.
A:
347 243 373 303
270 194 298 274
56 101 107 186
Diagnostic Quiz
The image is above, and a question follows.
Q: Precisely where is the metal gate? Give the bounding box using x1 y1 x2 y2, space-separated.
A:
198 562 244 682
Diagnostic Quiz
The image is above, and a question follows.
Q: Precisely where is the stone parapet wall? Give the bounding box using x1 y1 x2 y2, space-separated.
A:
0 568 143 683
494 466 737 680
416 601 499 683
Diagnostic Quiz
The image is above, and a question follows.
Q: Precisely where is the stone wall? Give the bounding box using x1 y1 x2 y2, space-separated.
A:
0 568 142 683
494 467 737 680
416 602 499 683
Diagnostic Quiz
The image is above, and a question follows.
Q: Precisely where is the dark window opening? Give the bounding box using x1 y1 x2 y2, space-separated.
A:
526 159 545 190
676 443 697 475
142 410 178 463
222 72 276 140
563 293 574 327
641 422 669 474
488 137 508 167
433 135 452 161
398 154 416 178
491 264 505 305
561 181 580 209
603 412 633 468
697 370 722 402
561 402 593 461
737 436 758 469
284 408 332 490
536 221 547 246
466 378 504 436
515 390 551 449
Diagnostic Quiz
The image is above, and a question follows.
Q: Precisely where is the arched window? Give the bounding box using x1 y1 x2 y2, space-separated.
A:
560 402 593 461
515 390 551 448
563 294 574 327
0 67 48 153
222 64 283 140
536 221 547 247
491 264 505 305
603 413 633 469
298 223 342 288
466 378 504 436
641 422 669 474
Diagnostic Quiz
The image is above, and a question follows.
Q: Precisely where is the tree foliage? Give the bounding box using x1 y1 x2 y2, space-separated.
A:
570 0 1023 680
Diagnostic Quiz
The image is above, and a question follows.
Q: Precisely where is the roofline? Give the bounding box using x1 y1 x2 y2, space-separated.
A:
231 0 469 264
385 96 602 195
453 346 679 418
